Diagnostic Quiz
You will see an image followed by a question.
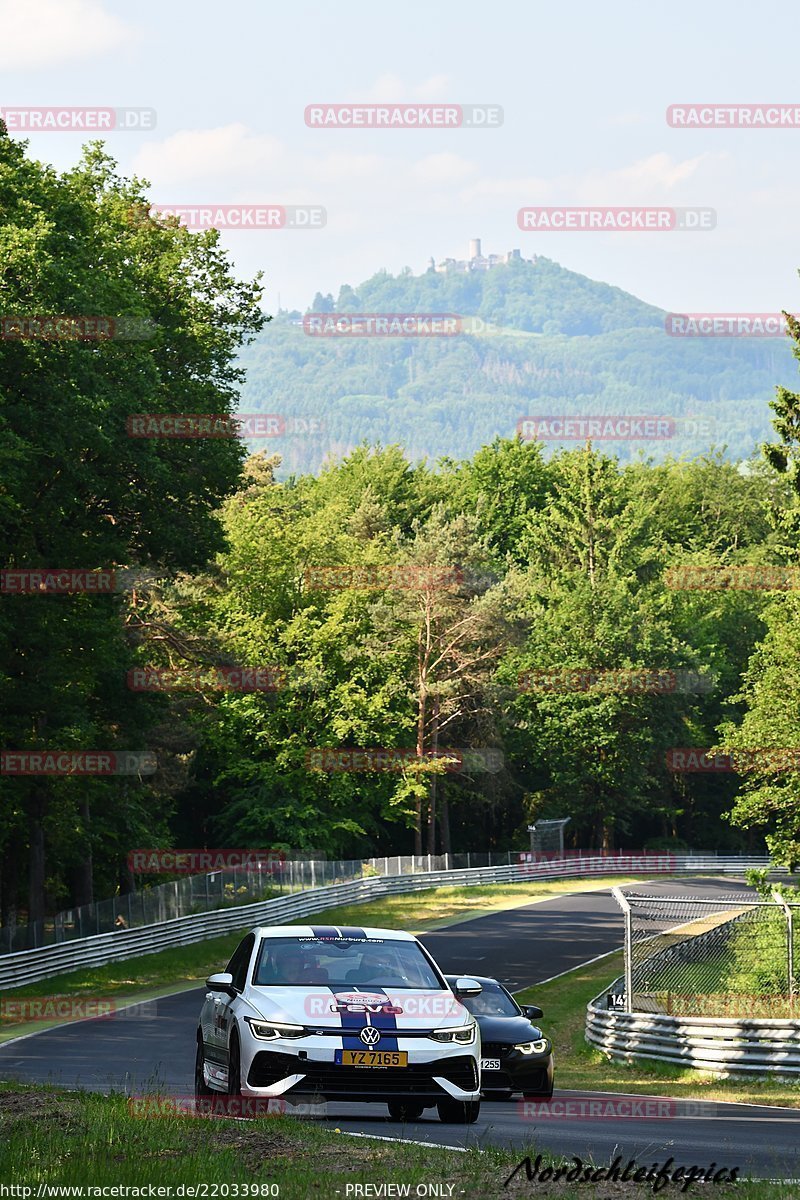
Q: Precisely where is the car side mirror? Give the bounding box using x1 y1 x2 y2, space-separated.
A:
522 1004 543 1019
452 977 482 997
206 972 237 997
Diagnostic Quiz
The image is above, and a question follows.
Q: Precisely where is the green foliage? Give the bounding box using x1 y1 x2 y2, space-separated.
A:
7 121 800 918
237 261 795 475
0 131 265 921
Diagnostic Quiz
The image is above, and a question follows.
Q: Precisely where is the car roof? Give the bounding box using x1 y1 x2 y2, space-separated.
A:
252 925 417 941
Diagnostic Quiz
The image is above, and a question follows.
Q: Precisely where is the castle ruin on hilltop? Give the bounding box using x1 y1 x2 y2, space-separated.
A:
429 238 537 274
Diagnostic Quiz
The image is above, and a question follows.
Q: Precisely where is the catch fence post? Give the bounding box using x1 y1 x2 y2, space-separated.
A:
612 886 633 1014
773 890 795 1001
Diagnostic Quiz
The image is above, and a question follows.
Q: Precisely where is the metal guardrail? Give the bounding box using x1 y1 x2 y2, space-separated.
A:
0 854 780 990
0 866 509 989
586 976 800 1075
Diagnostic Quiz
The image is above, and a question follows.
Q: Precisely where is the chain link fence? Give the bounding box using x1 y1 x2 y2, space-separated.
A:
613 887 800 1018
0 851 513 953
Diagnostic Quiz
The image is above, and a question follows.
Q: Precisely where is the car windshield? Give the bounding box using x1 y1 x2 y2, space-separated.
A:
459 982 520 1017
253 935 444 989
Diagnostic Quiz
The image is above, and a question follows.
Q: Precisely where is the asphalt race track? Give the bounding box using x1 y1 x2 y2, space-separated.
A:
1 876 798 1178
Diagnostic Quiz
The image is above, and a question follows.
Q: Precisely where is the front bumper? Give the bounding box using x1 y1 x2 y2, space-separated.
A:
238 1031 480 1103
480 1045 554 1095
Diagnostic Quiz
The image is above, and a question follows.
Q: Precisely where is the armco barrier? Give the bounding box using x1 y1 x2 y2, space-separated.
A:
0 855 778 989
586 976 800 1075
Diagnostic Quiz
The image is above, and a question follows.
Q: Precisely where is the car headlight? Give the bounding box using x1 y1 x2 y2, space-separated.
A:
245 1017 306 1040
515 1037 550 1055
428 1023 476 1044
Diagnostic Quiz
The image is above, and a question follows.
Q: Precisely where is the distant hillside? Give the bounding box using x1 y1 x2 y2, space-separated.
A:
237 257 797 474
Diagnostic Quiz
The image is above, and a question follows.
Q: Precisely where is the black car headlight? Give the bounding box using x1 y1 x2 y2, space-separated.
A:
245 1017 306 1040
514 1037 550 1055
428 1023 477 1044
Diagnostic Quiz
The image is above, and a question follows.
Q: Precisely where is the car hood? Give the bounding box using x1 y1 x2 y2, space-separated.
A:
473 1014 544 1043
245 986 471 1029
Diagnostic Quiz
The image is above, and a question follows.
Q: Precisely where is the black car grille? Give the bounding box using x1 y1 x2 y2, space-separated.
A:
248 1051 478 1097
481 1043 513 1057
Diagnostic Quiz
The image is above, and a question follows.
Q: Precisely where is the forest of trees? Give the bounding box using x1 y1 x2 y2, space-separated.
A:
5 131 800 931
239 261 796 475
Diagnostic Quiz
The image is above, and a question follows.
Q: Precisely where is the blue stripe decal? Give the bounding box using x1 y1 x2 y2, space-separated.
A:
330 987 399 1052
365 987 399 1051
310 926 340 940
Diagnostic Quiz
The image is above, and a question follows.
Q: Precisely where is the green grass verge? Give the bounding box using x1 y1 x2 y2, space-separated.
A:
0 1084 785 1196
0 876 644 1042
516 953 800 1110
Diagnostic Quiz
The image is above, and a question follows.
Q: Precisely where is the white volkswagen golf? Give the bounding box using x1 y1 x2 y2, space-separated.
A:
196 924 483 1122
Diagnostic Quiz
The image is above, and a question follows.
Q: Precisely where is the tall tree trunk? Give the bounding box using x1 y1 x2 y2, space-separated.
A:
426 698 440 854
1 839 20 929
28 786 47 926
602 820 613 852
414 685 427 856
118 854 136 896
440 786 451 859
73 798 93 907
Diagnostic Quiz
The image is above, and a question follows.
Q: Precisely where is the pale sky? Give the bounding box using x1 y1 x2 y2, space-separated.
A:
3 0 800 316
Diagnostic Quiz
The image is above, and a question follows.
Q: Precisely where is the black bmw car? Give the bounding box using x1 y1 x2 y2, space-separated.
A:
445 974 554 1099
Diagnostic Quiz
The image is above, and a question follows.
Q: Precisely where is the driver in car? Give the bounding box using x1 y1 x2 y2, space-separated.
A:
358 944 401 985
274 945 309 985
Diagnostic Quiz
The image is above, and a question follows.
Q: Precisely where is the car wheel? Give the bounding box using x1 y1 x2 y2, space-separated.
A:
387 1101 424 1122
436 1099 480 1124
195 1036 213 1097
227 1033 242 1096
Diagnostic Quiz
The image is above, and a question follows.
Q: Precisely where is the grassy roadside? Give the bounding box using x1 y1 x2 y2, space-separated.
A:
0 1084 786 1196
516 953 800 1110
0 876 644 1041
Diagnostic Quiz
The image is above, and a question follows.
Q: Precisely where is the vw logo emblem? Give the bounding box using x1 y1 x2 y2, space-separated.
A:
359 1025 381 1046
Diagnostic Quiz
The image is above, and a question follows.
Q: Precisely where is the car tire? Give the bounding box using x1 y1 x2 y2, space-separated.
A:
227 1032 242 1096
386 1101 424 1122
195 1036 213 1097
436 1099 480 1124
